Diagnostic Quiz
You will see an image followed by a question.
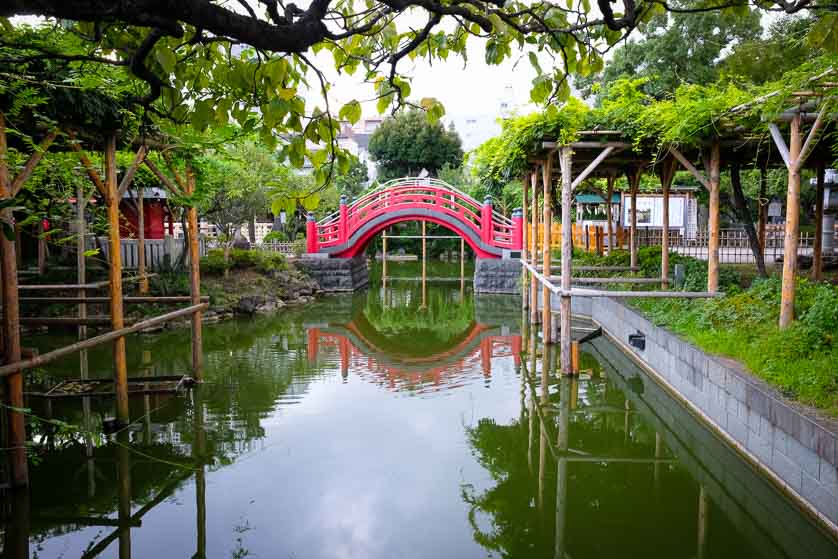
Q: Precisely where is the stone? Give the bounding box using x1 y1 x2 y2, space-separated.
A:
473 258 521 294
296 255 369 292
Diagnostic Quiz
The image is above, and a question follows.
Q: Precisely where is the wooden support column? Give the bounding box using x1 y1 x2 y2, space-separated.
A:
137 184 148 294
628 169 640 270
76 181 89 380
522 172 529 309
706 140 721 293
606 173 616 254
542 154 553 344
780 114 803 326
185 163 204 379
758 168 768 253
530 168 539 325
0 113 28 487
660 158 677 288
813 163 825 281
559 147 573 375
105 134 129 425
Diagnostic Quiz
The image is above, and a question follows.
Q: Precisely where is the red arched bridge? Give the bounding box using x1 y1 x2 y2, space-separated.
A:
306 177 523 258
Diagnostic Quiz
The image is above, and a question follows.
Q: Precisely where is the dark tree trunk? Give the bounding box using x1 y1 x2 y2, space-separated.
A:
730 163 767 277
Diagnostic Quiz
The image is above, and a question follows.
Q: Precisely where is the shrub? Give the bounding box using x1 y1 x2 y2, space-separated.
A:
200 248 287 275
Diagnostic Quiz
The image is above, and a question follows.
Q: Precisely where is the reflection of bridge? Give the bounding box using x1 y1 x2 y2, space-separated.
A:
306 318 521 392
306 178 523 258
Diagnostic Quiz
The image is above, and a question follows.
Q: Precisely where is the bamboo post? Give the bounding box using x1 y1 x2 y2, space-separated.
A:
76 181 89 380
0 112 28 487
660 158 676 289
813 163 824 281
105 134 130 425
606 173 615 253
559 147 573 375
779 114 803 327
522 172 529 308
707 140 721 293
37 219 47 274
758 168 768 253
186 163 204 379
628 169 639 269
530 168 539 325
570 341 579 375
137 184 148 294
542 155 553 344
421 220 427 309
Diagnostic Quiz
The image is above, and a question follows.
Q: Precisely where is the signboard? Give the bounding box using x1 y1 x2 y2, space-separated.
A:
623 196 685 228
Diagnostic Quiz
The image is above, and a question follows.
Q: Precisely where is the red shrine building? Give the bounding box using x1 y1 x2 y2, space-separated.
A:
118 186 174 239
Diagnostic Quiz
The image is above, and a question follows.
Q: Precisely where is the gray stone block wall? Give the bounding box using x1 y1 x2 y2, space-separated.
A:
474 258 522 294
571 295 838 533
297 255 369 292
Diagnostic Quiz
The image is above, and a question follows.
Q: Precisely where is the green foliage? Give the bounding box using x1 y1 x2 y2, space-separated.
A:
368 110 463 180
201 248 287 276
633 278 838 415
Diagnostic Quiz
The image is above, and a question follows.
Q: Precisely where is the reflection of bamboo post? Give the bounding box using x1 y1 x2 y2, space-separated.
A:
624 399 631 441
117 430 133 559
106 134 130 425
697 485 708 559
194 388 207 559
421 220 427 309
143 349 152 442
528 324 537 475
555 378 570 559
6 489 30 558
460 237 465 296
654 432 663 491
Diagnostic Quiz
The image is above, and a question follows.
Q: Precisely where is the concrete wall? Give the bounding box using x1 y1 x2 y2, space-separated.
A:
568 295 838 534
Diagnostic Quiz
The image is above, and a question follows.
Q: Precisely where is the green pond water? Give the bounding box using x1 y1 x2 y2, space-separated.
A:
4 261 837 558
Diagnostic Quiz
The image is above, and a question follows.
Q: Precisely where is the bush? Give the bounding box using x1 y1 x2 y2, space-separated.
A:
200 248 287 275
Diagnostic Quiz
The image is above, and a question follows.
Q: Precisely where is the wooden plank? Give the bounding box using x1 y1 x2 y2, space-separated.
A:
19 316 124 326
0 112 29 487
567 288 721 298
20 296 208 303
0 303 208 377
548 276 663 284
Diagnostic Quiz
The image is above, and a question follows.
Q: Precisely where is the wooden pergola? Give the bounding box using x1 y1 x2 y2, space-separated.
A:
519 78 837 375
0 114 208 488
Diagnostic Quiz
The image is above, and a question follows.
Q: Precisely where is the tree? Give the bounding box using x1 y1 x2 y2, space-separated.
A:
333 156 369 199
368 110 463 180
577 4 761 100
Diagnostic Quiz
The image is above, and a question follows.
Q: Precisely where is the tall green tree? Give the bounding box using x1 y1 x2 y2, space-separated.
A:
368 110 463 180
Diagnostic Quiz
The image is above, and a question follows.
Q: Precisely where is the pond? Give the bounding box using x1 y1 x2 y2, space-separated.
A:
5 262 837 558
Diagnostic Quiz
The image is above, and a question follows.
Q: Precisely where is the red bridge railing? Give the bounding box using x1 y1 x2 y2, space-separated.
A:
306 177 523 256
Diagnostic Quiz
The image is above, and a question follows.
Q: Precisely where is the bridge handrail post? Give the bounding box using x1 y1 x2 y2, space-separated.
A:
512 208 523 250
481 196 493 244
306 212 319 253
339 195 348 243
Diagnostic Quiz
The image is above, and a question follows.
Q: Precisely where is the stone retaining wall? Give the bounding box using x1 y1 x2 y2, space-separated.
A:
473 258 521 294
568 295 838 533
297 255 369 292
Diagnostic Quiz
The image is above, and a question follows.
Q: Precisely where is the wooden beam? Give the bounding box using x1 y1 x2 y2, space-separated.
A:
794 101 831 173
10 131 58 196
68 133 107 198
143 158 183 196
0 112 28 487
0 303 208 377
571 146 615 190
20 296 208 303
668 146 710 190
768 123 793 169
117 145 148 198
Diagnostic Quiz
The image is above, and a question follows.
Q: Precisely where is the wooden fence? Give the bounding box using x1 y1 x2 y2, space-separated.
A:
92 236 209 270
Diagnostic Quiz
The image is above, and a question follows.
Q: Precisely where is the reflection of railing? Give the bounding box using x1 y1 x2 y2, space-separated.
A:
306 322 521 393
307 177 523 255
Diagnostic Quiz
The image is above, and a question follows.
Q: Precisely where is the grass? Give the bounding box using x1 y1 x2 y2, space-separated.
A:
632 277 838 417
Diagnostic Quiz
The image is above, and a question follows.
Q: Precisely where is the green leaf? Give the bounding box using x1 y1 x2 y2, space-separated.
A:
279 87 297 100
155 48 177 74
83 248 100 257
339 100 362 124
420 97 446 122
528 52 543 75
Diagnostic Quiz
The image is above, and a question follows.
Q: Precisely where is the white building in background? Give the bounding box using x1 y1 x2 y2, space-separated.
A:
172 220 274 244
445 84 522 153
337 117 383 183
